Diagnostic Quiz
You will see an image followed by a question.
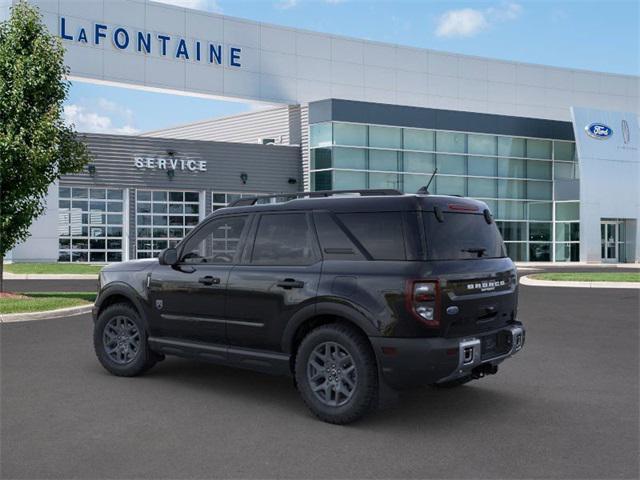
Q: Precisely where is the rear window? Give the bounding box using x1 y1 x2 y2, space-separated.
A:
423 212 506 260
336 212 406 260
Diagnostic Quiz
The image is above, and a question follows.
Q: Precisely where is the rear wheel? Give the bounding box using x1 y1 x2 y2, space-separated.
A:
93 303 158 377
295 324 377 424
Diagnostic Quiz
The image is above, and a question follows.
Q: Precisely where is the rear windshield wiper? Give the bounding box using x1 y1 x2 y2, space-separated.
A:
461 247 487 257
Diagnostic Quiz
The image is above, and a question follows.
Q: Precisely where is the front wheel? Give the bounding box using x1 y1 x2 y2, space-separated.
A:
93 303 158 377
295 324 378 424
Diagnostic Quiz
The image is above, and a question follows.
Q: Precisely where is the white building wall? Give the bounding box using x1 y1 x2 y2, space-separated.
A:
571 108 640 263
20 0 639 122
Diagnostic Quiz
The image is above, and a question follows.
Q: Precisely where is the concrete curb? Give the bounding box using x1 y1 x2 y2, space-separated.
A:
519 275 640 289
3 273 98 280
0 304 94 323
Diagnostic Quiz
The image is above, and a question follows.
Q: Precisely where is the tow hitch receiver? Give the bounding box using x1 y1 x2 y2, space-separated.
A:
472 363 498 379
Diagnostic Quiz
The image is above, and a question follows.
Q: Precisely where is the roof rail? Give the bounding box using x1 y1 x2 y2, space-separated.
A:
226 189 403 208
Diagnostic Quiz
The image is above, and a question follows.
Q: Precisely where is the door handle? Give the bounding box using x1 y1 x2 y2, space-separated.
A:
198 276 221 286
277 278 305 289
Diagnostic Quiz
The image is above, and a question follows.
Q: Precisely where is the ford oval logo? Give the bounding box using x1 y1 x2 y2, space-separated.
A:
585 123 613 139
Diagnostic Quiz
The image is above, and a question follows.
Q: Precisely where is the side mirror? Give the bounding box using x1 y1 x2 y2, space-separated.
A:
158 248 178 266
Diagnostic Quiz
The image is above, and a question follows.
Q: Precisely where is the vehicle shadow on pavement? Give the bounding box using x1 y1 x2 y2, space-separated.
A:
103 355 526 427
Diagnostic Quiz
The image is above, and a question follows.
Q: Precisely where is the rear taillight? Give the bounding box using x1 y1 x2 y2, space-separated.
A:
406 280 440 328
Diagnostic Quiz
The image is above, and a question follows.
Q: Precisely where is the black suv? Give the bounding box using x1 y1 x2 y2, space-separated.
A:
93 189 525 424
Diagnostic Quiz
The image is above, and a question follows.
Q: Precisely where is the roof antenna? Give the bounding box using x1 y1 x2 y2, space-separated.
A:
417 168 438 195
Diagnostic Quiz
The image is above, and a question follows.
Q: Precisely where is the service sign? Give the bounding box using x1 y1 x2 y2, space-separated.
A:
134 156 207 172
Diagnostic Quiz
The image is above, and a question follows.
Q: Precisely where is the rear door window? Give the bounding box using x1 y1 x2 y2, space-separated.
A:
336 212 406 260
251 213 319 265
422 212 506 260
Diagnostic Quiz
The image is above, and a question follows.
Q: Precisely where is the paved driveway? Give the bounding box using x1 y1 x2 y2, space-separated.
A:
1 285 638 479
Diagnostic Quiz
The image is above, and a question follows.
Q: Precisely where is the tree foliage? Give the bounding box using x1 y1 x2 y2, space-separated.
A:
0 0 90 261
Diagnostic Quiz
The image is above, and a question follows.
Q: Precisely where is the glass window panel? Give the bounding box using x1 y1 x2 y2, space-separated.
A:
90 201 106 211
90 239 106 250
89 226 105 237
137 215 151 226
527 160 552 180
58 251 71 262
468 178 497 198
529 222 552 241
185 192 199 202
59 200 70 209
497 201 525 220
312 171 332 191
169 227 184 238
72 188 88 198
403 174 429 194
153 202 167 213
311 148 332 169
527 139 552 159
89 212 105 225
436 176 466 196
504 242 527 261
334 147 366 169
529 243 551 261
498 179 525 199
107 227 123 237
498 158 526 178
436 131 466 153
496 222 527 241
72 238 88 249
527 181 552 200
468 156 497 176
556 222 580 242
554 162 579 180
137 228 151 237
404 128 434 151
404 152 435 173
137 191 151 201
250 214 315 265
468 134 497 156
72 251 89 262
554 141 576 161
310 122 332 147
169 191 183 202
152 191 166 202
107 252 122 262
556 202 579 221
185 216 199 226
369 172 399 190
153 216 168 226
498 137 525 157
212 193 226 204
137 203 151 213
59 238 71 248
369 125 401 149
527 202 552 221
555 242 580 262
90 252 106 262
153 240 168 250
169 216 183 226
107 189 123 200
59 187 70 198
369 150 398 171
185 204 199 215
72 200 88 210
107 202 122 213
90 189 106 199
153 228 168 238
169 204 183 214
334 123 367 146
333 170 366 190
437 154 466 175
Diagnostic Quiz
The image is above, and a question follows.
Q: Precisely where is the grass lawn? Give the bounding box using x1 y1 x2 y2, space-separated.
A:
531 272 640 283
4 263 102 275
0 292 97 315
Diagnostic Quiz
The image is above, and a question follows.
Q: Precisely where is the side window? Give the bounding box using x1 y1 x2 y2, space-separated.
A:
251 213 317 265
181 216 248 264
336 212 406 260
313 212 365 260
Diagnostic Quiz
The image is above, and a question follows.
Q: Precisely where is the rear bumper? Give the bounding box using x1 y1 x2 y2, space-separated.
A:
370 323 525 389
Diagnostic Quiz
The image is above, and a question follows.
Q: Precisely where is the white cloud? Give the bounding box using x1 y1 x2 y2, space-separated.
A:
64 101 139 135
153 0 222 13
435 2 522 38
275 0 298 9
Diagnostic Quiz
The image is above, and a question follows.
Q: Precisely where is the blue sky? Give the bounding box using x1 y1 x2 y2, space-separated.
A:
64 0 639 135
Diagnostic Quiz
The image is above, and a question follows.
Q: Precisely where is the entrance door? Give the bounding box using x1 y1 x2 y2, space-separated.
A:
601 221 619 262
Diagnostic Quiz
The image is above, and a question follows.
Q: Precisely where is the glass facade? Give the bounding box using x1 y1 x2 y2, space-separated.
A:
58 187 124 262
212 191 277 211
310 122 580 262
135 190 200 259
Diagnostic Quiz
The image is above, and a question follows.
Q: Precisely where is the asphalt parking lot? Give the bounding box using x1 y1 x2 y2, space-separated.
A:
1 283 638 479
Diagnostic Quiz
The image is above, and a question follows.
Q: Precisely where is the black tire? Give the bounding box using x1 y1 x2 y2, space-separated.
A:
295 323 378 425
433 375 473 389
93 303 158 377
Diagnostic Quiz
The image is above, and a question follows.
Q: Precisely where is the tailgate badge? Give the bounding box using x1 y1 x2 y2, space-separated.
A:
446 306 459 315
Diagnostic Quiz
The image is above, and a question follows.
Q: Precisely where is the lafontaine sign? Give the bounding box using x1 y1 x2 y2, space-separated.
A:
59 17 242 68
134 156 207 172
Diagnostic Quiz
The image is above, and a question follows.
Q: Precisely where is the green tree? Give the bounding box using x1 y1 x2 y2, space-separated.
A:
0 1 90 291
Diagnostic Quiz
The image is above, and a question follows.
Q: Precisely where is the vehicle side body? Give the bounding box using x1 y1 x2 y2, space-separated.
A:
93 193 525 395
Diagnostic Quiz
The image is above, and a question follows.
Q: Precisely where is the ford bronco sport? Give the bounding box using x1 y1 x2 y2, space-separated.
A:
93 189 525 424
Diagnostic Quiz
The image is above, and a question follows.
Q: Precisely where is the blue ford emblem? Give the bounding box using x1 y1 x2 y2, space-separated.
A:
585 123 613 139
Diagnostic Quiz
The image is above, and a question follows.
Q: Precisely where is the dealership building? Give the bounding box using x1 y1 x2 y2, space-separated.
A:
3 0 639 264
